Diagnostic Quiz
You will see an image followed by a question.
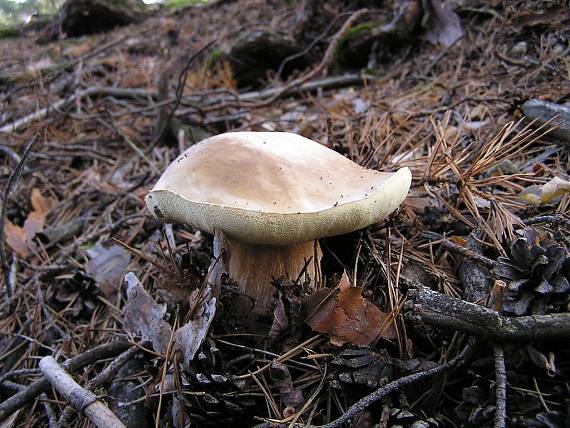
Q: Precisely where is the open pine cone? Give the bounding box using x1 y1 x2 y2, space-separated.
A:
495 229 570 315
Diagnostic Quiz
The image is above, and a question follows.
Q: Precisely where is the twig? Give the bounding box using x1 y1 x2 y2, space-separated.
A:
39 356 126 428
2 73 369 136
441 239 500 270
57 344 144 426
40 393 58 428
523 214 570 229
0 134 38 297
493 345 507 428
408 286 570 341
424 35 465 75
0 341 131 422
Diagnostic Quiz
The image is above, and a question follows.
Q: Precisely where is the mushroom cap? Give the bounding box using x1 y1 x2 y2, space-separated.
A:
146 132 411 245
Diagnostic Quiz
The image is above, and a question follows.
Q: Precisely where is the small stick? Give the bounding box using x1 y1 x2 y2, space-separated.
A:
39 356 126 428
523 214 570 229
441 239 499 270
58 344 144 426
0 134 38 297
486 282 507 428
0 341 130 422
493 345 507 428
409 286 570 341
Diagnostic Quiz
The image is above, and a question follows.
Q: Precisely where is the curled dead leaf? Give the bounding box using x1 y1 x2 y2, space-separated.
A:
123 272 172 354
304 286 397 346
173 288 216 367
4 189 57 257
271 360 304 413
87 243 131 297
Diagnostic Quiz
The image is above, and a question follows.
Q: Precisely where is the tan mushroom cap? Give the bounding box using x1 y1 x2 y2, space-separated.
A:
146 132 411 245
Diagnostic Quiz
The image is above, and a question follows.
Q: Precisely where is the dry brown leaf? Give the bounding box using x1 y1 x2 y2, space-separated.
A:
207 228 231 298
123 272 172 354
87 243 131 297
338 271 351 291
4 189 57 257
305 286 396 346
449 236 467 247
4 221 29 257
31 188 56 214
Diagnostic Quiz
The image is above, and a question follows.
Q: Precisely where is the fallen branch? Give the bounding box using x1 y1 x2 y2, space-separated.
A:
408 287 570 341
0 341 130 422
1 73 371 135
40 356 126 428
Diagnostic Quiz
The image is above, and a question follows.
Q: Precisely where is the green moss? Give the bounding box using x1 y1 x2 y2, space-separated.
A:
335 21 381 68
204 48 225 70
164 0 207 9
0 26 19 39
343 21 377 40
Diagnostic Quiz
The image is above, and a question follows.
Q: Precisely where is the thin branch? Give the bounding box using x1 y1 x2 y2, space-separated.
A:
493 345 507 428
0 341 131 422
40 356 126 428
0 134 38 297
408 286 570 341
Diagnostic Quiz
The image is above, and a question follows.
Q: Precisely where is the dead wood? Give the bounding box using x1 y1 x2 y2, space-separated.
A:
39 356 126 428
0 341 131 422
408 287 570 341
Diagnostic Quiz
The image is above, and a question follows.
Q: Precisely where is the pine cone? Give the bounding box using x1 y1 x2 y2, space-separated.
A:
495 229 570 315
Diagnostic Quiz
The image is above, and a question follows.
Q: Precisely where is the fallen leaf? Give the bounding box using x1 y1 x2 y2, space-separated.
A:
123 272 172 354
172 290 216 367
520 177 570 205
421 0 464 47
304 286 396 346
271 360 304 413
4 221 29 257
4 189 57 256
87 243 131 297
269 294 288 337
207 228 231 298
527 345 559 377
338 272 351 291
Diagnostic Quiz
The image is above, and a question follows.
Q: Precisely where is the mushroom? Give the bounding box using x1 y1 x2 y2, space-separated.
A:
145 132 411 317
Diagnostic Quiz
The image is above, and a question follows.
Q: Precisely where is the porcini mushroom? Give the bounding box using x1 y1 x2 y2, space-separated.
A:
146 132 411 316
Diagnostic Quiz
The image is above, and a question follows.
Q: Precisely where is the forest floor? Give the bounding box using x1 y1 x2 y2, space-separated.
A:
0 0 569 427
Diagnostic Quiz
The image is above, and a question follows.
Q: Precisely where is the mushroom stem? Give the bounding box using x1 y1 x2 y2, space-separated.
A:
228 239 322 316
